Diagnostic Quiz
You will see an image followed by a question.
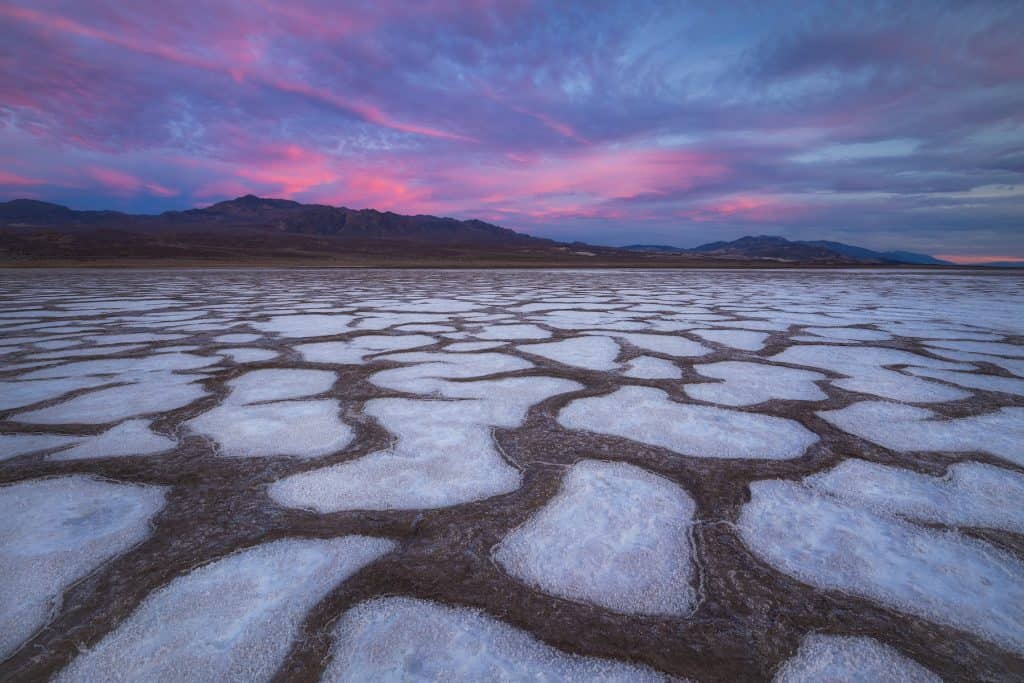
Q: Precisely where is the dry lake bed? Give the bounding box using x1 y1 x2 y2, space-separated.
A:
1 268 1023 682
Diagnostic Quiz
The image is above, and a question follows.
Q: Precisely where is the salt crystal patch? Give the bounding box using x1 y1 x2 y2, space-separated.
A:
394 324 454 333
559 386 817 460
623 356 682 379
253 314 354 338
57 536 394 683
686 361 826 406
739 478 1024 653
0 433 81 460
48 420 175 461
296 334 435 364
774 633 939 682
519 336 620 371
370 352 533 394
601 332 710 358
0 376 116 411
14 376 207 425
271 376 581 511
806 459 1024 535
477 324 552 340
220 347 278 364
446 341 506 352
926 339 1023 358
323 597 673 682
85 333 187 345
772 345 972 403
188 399 353 458
801 327 893 342
495 460 697 615
19 352 219 380
0 476 166 658
213 333 261 344
225 369 336 405
904 366 1024 396
691 329 768 351
818 401 1024 465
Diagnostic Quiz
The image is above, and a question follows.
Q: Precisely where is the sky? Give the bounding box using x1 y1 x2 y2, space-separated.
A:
1 1 1022 261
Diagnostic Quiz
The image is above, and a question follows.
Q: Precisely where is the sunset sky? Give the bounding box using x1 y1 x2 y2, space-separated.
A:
1 0 1022 259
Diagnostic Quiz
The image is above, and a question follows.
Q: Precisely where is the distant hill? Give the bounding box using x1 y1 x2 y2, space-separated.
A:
622 235 953 265
1 195 548 247
0 196 962 267
977 261 1024 268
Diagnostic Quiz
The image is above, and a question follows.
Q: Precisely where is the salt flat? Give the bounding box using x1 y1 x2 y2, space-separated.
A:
0 268 1022 681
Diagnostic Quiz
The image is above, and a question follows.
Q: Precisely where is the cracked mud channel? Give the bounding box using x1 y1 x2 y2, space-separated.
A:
1 268 1023 682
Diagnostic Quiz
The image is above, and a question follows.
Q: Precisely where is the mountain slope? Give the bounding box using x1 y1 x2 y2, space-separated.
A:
622 235 951 265
0 195 548 247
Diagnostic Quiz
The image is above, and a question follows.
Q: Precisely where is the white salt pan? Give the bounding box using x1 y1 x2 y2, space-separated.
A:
0 476 165 658
297 335 435 364
807 459 1024 535
323 597 671 682
58 536 394 683
188 400 353 458
774 633 939 682
494 460 697 615
818 401 1024 465
559 386 817 460
48 420 176 461
686 361 827 406
519 336 620 371
739 478 1024 653
691 329 768 351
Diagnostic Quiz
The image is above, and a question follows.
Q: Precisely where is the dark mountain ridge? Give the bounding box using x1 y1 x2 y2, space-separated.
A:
624 235 952 265
0 196 961 267
1 195 545 246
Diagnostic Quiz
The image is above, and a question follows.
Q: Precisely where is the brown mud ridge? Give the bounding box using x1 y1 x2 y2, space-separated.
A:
0 269 1022 681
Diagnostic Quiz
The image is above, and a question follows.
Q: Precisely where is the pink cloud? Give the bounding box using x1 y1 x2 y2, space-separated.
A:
2 4 472 142
87 166 177 197
683 195 808 223
0 170 43 186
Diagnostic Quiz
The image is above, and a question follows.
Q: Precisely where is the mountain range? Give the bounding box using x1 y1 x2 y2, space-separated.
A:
0 195 990 267
622 236 952 265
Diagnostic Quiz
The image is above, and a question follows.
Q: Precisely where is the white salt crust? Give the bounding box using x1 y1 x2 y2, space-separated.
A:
296 335 435 364
622 356 682 379
0 433 82 461
252 314 354 338
904 366 1024 397
494 460 697 615
771 345 973 402
559 386 817 460
0 376 116 411
818 401 1024 465
806 459 1024 535
598 332 710 357
47 420 176 461
686 361 827 406
270 376 580 511
14 376 207 425
212 333 261 344
58 536 395 683
0 476 166 658
774 633 939 682
519 336 621 371
219 347 279 364
476 324 552 340
187 400 353 458
223 369 337 405
322 597 674 682
739 478 1024 653
691 329 768 351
